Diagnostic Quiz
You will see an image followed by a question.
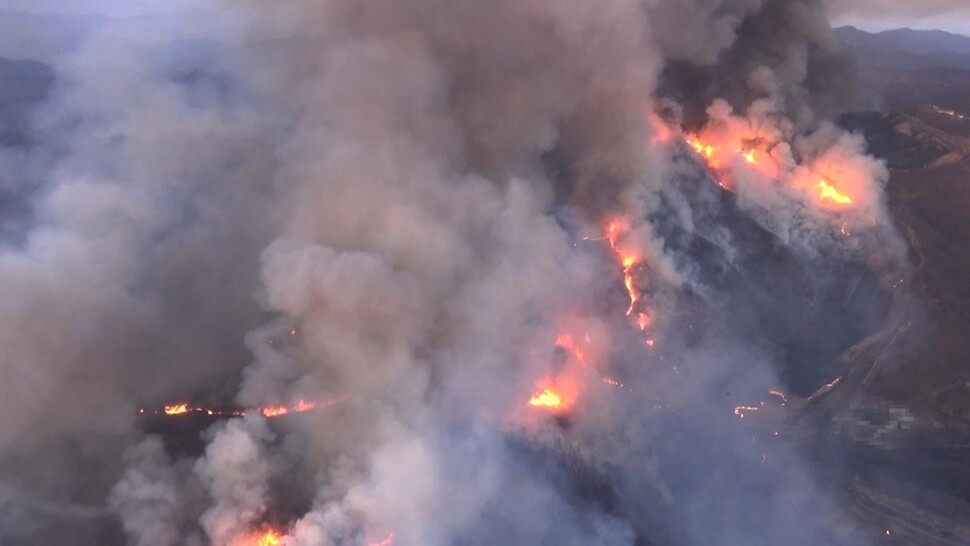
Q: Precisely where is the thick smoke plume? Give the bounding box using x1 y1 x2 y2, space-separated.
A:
0 1 909 545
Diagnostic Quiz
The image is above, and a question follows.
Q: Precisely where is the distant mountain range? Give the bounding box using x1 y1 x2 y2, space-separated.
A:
835 26 970 57
834 26 970 114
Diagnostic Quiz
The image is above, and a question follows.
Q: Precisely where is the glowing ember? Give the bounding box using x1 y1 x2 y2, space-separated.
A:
807 376 843 401
768 389 788 404
528 388 565 410
602 377 624 388
814 179 853 206
733 405 759 419
636 312 652 332
163 403 189 415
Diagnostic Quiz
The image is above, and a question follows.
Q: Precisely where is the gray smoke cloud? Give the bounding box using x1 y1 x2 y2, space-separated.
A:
0 0 909 545
655 0 861 128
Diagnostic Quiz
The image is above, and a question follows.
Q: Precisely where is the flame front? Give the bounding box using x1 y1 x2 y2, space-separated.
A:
259 399 322 417
151 396 348 420
524 215 660 414
684 131 861 213
523 123 863 419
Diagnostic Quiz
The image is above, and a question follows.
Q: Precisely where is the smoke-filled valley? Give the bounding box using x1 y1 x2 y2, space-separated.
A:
1 1 968 545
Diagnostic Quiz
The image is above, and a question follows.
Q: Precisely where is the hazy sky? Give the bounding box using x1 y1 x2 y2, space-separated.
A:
0 0 968 35
829 0 970 35
0 0 203 16
830 0 970 19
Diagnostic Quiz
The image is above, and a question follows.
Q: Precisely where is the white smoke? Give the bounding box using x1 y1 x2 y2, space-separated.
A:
195 416 274 545
110 437 182 546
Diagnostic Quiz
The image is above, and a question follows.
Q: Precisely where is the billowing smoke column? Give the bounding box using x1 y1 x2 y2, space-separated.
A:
0 0 908 545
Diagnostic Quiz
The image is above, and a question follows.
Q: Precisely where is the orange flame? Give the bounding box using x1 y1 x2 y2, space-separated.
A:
686 133 860 213
622 267 639 316
814 179 853 206
234 528 283 546
261 399 320 417
260 405 289 418
528 388 565 410
163 403 189 415
525 321 601 414
152 396 349 420
687 135 718 161
257 531 282 546
684 134 777 178
524 215 660 415
686 134 758 173
604 218 643 317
